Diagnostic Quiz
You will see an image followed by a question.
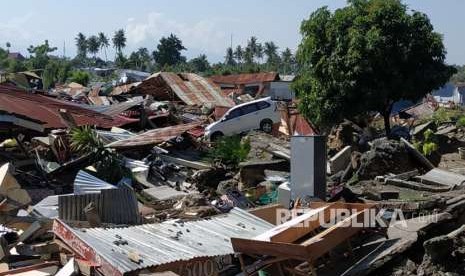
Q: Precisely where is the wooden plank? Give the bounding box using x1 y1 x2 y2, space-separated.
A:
254 206 330 243
400 138 434 170
231 238 310 260
0 261 59 276
302 210 366 262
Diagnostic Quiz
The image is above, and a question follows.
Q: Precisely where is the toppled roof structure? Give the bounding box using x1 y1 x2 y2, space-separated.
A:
53 208 273 276
107 122 202 148
0 84 128 131
210 72 280 85
130 72 234 107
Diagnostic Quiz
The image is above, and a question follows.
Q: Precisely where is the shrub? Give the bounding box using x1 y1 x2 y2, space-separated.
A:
208 135 251 166
457 116 465 128
419 129 438 156
69 70 90 86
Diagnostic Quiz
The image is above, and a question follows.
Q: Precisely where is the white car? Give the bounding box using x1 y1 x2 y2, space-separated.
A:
205 97 280 141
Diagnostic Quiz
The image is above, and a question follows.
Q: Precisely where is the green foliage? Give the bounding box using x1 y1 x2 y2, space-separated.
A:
69 70 90 86
26 40 57 69
456 116 465 128
127 48 151 71
112 29 127 54
292 0 456 134
189 54 210 73
152 34 186 67
208 136 251 166
450 65 465 84
42 60 72 89
87 35 100 58
70 126 128 184
415 128 439 156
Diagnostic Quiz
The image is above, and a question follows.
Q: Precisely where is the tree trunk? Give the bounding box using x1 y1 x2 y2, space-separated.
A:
383 102 394 136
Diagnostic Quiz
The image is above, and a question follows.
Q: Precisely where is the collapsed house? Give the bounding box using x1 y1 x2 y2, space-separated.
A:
112 72 234 108
210 72 295 101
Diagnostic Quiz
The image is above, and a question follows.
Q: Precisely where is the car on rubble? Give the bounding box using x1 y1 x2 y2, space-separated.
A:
205 97 280 141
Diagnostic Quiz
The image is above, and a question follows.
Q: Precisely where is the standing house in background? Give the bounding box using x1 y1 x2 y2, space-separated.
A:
210 72 295 101
432 82 465 106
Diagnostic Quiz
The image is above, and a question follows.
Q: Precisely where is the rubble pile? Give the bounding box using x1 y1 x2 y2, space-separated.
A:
0 70 465 275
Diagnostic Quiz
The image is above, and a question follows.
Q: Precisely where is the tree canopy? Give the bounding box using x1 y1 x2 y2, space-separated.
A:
152 34 186 67
292 0 456 134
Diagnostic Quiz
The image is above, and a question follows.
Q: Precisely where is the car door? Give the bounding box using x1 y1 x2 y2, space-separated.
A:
221 107 243 135
238 103 260 131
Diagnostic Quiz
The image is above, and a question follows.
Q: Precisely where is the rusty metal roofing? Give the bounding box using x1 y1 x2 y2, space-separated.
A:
106 122 201 148
210 72 279 85
0 85 127 129
136 72 233 107
53 208 273 275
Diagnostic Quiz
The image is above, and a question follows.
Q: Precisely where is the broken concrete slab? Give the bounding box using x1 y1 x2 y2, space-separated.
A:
142 186 192 201
0 163 31 212
329 146 352 174
415 168 465 188
385 178 451 192
239 159 290 187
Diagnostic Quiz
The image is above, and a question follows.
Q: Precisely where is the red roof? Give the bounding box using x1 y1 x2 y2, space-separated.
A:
0 85 127 129
210 72 279 85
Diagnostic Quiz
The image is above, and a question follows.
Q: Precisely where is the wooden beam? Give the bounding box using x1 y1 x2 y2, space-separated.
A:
231 238 310 260
302 210 366 262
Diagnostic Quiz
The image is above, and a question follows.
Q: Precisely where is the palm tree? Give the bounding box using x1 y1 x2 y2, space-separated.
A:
256 43 264 64
264 41 279 68
75 33 87 58
87 35 100 59
234 45 243 64
247 36 259 62
244 46 254 65
281 47 294 74
112 29 127 56
98 32 109 61
5 42 11 53
225 47 235 66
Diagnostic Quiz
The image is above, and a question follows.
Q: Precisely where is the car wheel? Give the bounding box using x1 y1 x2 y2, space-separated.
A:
210 131 224 141
260 119 273 133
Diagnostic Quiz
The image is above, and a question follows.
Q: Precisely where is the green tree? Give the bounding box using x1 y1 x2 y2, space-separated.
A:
224 47 235 66
281 47 294 74
234 45 243 64
189 54 210 73
5 42 11 53
264 41 279 69
293 0 456 134
152 34 186 67
75 33 88 58
247 36 259 62
69 70 90 86
115 52 128 69
87 35 100 59
98 32 110 61
112 29 126 55
27 40 57 69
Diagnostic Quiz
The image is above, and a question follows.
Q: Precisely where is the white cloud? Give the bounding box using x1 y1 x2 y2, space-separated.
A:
125 12 228 58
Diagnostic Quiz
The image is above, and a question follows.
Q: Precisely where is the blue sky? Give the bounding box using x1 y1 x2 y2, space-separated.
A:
1 0 464 64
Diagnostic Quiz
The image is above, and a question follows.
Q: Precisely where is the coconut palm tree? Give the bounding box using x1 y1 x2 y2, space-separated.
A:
264 41 279 69
5 42 11 53
234 45 243 64
112 29 127 56
225 47 235 66
87 35 100 59
75 33 87 58
98 32 109 61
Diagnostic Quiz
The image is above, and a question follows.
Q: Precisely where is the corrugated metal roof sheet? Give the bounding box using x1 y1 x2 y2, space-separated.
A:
106 122 201 149
136 72 233 107
210 72 279 85
55 208 273 274
0 85 127 129
74 170 116 195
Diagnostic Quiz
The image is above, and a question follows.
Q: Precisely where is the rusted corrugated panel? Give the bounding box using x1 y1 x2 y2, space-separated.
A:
106 122 202 148
53 208 273 275
0 85 126 129
210 72 279 85
135 72 233 107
